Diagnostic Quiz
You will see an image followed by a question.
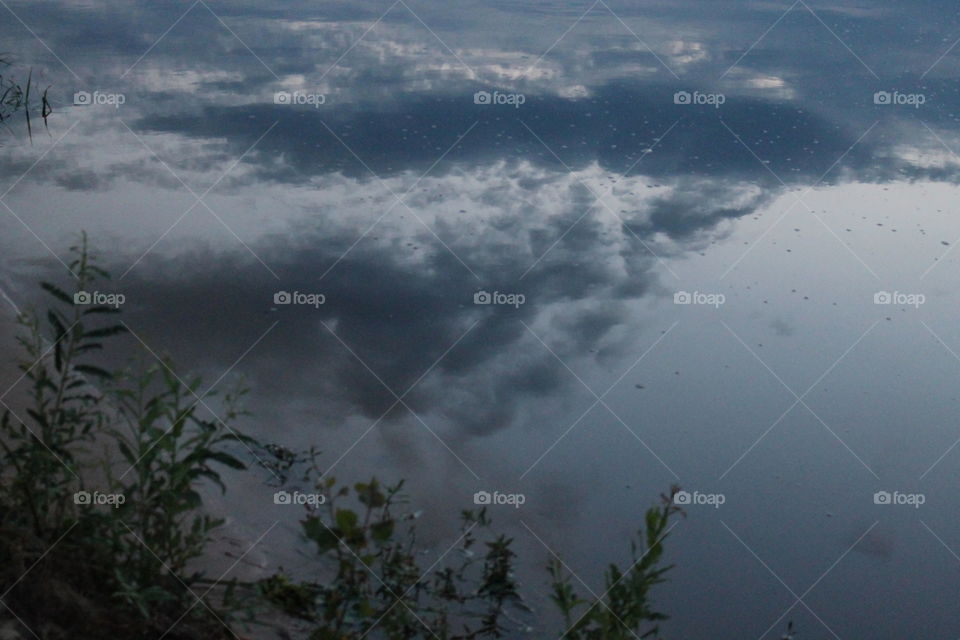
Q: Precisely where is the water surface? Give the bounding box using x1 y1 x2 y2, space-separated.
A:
3 1 960 637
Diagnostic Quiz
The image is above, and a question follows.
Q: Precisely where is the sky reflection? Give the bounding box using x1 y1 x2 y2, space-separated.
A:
4 0 960 637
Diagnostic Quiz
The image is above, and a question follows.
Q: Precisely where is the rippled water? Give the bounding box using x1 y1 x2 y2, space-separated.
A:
3 1 960 637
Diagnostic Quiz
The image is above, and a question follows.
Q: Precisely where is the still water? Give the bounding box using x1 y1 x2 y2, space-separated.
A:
3 1 960 637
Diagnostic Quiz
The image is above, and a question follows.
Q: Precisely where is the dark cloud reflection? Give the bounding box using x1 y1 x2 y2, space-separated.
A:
107 217 640 437
135 83 875 186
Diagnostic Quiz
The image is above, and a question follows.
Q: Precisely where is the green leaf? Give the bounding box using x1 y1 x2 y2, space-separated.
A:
40 281 74 305
303 516 339 554
47 309 67 337
357 480 386 508
74 364 113 380
117 439 136 464
82 306 121 315
370 519 394 542
207 450 247 470
75 343 103 354
335 508 358 533
83 325 127 339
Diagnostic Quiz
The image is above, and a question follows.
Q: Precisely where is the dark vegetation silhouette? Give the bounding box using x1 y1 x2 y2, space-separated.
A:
0 236 799 639
0 57 51 140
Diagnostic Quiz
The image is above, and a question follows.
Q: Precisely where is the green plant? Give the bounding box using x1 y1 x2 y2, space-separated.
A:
0 236 799 639
258 450 524 640
0 60 51 139
104 357 253 616
781 620 796 639
0 232 119 538
0 234 251 638
548 486 683 639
